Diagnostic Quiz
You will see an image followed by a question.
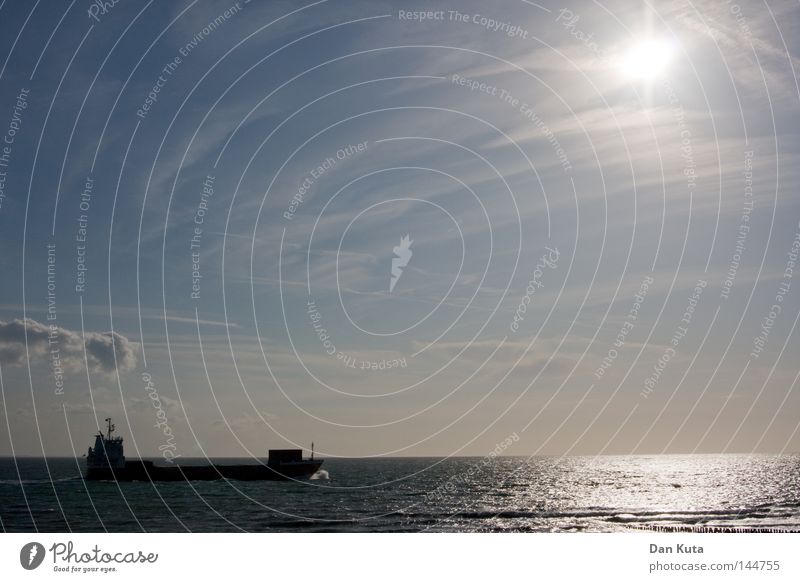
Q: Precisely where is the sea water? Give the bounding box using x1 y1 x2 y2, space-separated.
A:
1 455 798 532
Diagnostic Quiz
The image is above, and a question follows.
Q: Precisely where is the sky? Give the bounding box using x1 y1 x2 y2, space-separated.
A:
0 0 798 459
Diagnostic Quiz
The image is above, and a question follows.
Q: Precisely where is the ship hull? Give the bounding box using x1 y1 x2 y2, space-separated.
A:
85 459 323 482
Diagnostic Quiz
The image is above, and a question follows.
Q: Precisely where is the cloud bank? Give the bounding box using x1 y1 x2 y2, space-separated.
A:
0 318 138 375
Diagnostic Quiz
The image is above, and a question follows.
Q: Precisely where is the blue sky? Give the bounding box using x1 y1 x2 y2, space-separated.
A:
0 0 799 458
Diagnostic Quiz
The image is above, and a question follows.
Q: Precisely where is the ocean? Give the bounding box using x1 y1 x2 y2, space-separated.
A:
1 455 798 532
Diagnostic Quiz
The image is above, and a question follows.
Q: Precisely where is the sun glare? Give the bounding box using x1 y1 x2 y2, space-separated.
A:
620 38 675 81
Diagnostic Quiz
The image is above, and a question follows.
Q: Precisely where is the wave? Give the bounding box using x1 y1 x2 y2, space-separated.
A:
0 477 81 486
627 523 799 533
398 506 798 525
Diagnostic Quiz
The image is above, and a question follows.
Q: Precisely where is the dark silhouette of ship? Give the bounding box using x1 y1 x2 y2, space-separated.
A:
85 418 322 481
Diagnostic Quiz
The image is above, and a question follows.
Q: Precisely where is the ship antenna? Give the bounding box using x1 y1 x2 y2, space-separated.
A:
105 417 113 439
311 442 314 461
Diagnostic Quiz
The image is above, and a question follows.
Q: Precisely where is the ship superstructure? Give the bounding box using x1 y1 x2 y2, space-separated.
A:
86 418 125 470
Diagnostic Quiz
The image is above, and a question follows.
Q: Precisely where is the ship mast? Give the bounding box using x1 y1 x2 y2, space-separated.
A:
105 417 115 439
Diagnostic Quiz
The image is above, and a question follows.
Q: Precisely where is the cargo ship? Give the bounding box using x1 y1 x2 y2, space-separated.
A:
84 418 322 481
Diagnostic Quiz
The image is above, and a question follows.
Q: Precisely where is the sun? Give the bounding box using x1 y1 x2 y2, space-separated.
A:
619 38 676 81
